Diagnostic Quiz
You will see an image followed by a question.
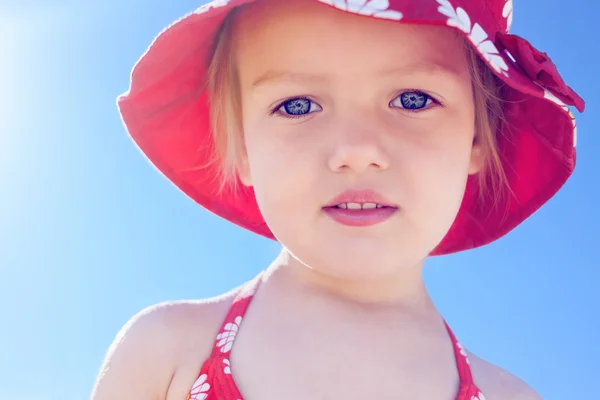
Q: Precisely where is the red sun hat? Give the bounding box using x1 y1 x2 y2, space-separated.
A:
117 0 584 255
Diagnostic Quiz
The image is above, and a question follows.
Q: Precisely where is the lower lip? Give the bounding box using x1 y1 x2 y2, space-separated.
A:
323 206 397 227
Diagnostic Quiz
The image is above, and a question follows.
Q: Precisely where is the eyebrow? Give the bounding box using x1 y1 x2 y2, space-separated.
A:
250 61 462 88
251 70 332 88
380 60 463 77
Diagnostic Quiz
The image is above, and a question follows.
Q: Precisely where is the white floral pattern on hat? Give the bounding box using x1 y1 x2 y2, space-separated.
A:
194 0 231 14
437 0 509 76
543 89 578 147
318 0 403 20
503 0 514 31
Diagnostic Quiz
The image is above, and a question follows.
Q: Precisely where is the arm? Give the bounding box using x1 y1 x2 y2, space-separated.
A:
468 351 543 400
90 304 179 400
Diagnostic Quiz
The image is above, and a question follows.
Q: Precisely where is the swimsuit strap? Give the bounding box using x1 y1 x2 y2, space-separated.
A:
209 271 475 388
210 272 264 357
444 320 475 386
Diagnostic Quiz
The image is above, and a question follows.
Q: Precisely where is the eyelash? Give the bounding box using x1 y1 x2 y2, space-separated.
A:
270 91 440 119
270 97 322 120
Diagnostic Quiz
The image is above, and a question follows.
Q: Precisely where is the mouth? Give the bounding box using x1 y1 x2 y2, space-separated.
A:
322 190 399 227
329 202 388 210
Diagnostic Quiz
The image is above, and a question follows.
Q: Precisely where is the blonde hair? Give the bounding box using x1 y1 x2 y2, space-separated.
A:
206 10 508 203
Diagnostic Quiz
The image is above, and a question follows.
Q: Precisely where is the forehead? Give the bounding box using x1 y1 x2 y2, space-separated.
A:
233 0 469 83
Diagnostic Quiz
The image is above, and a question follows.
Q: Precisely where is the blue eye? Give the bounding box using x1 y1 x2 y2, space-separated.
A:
275 97 322 118
390 91 434 110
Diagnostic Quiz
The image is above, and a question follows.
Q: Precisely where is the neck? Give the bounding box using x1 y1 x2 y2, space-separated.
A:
265 249 435 311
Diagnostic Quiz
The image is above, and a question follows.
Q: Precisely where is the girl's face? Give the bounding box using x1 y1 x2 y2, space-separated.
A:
235 0 482 279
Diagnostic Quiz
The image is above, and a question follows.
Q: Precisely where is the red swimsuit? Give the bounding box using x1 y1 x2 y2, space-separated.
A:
186 274 486 400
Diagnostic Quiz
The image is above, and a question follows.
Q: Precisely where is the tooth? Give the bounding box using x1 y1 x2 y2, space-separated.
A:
338 203 348 209
347 202 361 210
362 203 376 209
376 204 383 208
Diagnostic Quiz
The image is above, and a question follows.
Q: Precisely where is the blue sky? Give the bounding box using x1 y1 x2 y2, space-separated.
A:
1 1 598 399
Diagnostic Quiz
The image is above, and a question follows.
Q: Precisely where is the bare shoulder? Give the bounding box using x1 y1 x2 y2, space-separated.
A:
468 351 543 400
91 288 239 400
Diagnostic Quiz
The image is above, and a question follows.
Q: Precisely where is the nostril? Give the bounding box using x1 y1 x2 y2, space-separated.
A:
327 145 390 173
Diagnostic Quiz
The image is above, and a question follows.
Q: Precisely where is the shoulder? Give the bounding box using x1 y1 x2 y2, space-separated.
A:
468 351 543 400
91 288 239 400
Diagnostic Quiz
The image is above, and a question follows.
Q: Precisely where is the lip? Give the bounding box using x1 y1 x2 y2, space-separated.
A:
324 189 397 208
322 189 398 227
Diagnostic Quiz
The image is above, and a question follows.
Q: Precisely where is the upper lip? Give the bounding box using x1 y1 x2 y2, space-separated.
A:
324 189 397 208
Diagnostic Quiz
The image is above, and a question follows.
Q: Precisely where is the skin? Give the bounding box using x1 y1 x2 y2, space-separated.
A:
92 1 542 399
235 0 480 304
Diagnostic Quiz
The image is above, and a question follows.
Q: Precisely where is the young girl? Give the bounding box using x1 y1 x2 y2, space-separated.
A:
94 0 584 399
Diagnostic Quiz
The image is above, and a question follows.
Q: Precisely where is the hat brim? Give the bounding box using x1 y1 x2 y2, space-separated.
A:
117 0 584 255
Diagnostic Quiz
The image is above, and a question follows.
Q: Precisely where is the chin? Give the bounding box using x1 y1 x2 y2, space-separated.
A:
301 242 417 281
276 226 428 280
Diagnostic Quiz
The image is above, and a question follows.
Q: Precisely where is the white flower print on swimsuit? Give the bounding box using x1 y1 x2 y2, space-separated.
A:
318 0 403 20
187 275 488 400
456 341 471 365
472 392 487 400
187 374 210 400
223 358 232 374
216 315 242 353
437 0 509 76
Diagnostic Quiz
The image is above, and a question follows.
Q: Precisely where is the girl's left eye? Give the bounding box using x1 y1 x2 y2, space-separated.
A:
273 97 322 118
389 91 436 111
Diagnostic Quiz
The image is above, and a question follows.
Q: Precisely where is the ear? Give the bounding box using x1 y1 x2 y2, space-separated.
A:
468 140 484 175
237 145 253 186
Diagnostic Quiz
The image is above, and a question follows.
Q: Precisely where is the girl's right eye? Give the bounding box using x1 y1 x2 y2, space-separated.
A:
273 97 322 119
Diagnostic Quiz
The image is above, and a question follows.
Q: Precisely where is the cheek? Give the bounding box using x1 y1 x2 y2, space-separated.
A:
398 123 475 227
413 148 471 204
244 113 327 184
245 125 312 183
243 124 320 228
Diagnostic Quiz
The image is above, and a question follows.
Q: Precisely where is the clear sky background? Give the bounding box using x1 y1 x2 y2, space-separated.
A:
1 1 598 399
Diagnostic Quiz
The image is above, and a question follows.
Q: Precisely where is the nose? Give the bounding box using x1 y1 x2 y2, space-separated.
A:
327 124 391 174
